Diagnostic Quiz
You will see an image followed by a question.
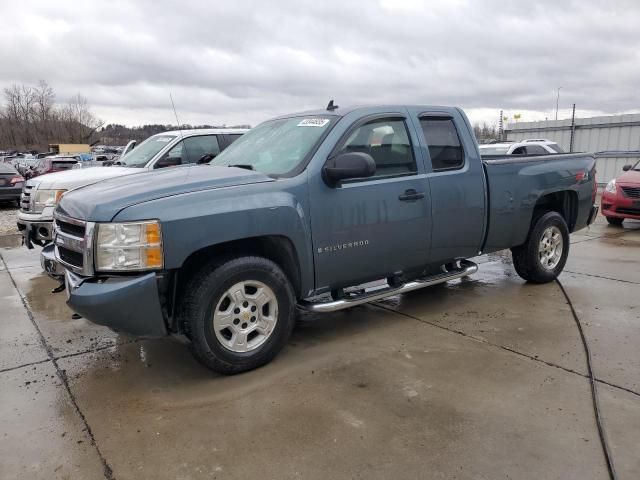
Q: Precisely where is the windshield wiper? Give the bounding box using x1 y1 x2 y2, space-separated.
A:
227 164 254 171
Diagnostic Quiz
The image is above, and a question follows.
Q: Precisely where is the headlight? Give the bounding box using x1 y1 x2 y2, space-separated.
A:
605 179 616 194
34 189 66 212
95 220 163 272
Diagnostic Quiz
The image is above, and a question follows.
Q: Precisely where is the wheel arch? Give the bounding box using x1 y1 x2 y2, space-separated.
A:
531 189 579 232
177 235 303 299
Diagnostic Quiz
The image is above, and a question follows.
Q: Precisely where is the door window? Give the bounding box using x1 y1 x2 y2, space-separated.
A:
338 118 416 178
420 118 464 171
159 135 221 167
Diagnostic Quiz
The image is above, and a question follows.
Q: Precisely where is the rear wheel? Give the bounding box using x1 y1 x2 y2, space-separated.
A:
511 211 570 283
606 216 624 226
179 256 296 375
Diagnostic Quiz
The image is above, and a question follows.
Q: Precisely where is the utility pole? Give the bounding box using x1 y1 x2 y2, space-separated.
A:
498 110 503 141
569 103 576 152
555 87 562 120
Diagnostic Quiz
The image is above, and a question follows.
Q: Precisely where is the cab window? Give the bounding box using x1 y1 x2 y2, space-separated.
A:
420 118 464 171
339 118 416 178
157 135 221 168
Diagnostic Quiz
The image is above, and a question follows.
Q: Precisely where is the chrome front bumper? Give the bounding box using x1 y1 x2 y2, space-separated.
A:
17 213 54 248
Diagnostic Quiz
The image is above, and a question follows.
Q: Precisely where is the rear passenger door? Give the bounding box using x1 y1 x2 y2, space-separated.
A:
410 109 486 263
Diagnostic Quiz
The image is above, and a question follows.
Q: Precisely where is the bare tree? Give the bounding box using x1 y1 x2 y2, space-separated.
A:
0 82 102 150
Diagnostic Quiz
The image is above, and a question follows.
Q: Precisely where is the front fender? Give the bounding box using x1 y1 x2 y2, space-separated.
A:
113 180 314 295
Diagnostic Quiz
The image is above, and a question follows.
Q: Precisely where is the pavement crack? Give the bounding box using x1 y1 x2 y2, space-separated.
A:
1 254 116 480
54 339 140 362
0 358 51 374
369 302 640 399
563 270 639 285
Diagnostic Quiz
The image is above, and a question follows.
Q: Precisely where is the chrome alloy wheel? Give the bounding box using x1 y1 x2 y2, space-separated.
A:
538 226 563 270
212 281 278 353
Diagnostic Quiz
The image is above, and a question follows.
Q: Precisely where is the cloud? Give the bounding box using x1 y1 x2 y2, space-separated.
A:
1 0 638 127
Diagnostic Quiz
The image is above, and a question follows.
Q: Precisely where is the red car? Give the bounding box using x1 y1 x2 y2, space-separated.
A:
601 160 640 225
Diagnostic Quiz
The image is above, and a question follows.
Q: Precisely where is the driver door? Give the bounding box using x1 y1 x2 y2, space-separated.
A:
309 114 431 291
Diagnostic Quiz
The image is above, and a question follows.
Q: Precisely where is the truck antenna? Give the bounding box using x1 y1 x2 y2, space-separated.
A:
326 100 339 111
169 93 190 165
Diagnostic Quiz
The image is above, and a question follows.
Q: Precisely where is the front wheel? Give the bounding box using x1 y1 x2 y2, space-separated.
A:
179 256 296 375
511 211 570 284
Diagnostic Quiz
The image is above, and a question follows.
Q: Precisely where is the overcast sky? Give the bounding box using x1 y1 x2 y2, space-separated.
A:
1 0 638 128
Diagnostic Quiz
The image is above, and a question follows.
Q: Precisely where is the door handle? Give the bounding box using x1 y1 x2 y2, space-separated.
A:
398 189 425 201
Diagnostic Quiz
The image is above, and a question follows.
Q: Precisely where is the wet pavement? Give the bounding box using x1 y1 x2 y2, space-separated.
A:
1 216 639 479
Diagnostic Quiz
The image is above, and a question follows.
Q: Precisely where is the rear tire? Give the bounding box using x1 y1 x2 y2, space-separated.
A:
606 216 624 226
179 256 296 375
511 211 570 284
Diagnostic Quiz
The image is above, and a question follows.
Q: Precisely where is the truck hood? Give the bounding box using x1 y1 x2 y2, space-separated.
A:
57 165 274 221
28 166 136 190
617 169 640 185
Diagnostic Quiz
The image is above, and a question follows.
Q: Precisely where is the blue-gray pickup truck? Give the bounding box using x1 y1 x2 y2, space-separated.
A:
50 104 599 374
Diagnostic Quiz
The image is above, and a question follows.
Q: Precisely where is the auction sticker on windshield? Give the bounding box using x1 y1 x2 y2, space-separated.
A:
298 118 330 127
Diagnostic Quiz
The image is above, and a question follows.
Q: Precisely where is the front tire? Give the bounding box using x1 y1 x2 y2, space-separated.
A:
179 256 296 375
511 211 570 284
606 216 624 226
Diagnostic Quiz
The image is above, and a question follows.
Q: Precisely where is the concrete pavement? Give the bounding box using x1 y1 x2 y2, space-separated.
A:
1 216 638 479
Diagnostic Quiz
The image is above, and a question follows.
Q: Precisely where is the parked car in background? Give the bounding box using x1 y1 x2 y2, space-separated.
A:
18 128 247 246
601 160 640 225
0 164 25 206
24 155 81 179
48 104 598 374
479 139 564 156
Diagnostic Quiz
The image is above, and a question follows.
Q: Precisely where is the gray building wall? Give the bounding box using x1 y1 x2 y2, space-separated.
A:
505 113 640 184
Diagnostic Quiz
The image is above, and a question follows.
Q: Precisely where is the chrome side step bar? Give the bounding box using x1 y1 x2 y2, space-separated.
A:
299 260 478 313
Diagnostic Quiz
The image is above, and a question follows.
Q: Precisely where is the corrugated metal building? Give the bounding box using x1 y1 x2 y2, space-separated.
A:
506 113 640 184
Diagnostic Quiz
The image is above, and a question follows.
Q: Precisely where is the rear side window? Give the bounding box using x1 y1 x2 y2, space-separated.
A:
420 118 464 171
525 145 548 155
547 143 564 153
339 118 416 178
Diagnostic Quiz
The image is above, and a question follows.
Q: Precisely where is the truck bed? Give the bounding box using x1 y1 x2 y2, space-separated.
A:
481 153 596 252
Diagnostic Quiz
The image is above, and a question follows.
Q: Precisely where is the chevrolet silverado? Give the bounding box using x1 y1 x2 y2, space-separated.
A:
50 104 599 374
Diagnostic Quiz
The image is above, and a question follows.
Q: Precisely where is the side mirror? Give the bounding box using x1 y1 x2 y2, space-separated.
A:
198 153 216 164
322 152 376 186
155 157 181 169
622 164 632 172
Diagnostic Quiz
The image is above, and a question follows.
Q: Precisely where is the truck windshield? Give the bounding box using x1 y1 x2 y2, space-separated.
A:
210 116 335 176
120 135 176 168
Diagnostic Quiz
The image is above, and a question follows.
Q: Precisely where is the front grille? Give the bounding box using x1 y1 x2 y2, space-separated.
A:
616 207 640 216
53 214 92 275
621 186 640 199
20 184 35 212
58 246 84 268
57 219 86 238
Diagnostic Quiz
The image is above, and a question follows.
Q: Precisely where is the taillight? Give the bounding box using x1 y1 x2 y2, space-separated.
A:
592 167 597 202
9 175 24 185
